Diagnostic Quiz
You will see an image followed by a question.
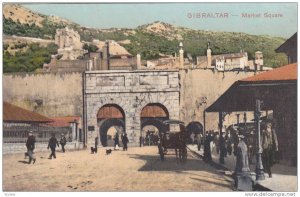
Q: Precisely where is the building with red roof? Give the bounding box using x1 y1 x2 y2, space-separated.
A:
3 102 82 144
4 102 53 123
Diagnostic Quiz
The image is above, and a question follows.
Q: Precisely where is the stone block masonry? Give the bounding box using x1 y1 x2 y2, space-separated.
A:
3 72 83 118
84 70 180 147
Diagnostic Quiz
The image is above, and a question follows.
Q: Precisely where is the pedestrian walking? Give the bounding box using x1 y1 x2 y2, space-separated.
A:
219 132 226 164
213 133 220 154
139 136 144 147
48 133 59 159
95 136 98 150
246 130 256 164
122 133 129 151
225 131 233 155
25 131 36 164
261 121 278 178
114 132 120 150
195 133 202 151
59 133 67 153
203 131 213 161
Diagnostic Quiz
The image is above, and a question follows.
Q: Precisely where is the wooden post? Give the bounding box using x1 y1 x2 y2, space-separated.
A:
219 111 225 164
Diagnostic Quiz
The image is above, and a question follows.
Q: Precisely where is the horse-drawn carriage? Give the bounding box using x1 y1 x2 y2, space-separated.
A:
158 120 188 162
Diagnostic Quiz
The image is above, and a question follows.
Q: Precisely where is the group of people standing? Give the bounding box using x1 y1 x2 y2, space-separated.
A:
25 131 68 164
202 120 279 178
203 130 234 163
113 132 129 151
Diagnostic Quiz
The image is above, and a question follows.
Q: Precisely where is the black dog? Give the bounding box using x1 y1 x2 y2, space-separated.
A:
91 147 97 154
106 149 112 155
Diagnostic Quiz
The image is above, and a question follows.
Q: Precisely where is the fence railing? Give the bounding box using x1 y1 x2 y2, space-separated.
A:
3 123 75 143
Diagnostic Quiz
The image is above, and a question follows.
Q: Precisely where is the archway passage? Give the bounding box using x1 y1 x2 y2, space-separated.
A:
186 121 203 144
186 121 203 134
97 104 125 147
140 103 170 146
99 119 125 146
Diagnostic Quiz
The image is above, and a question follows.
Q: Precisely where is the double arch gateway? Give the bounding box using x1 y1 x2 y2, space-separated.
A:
84 70 180 147
97 103 171 147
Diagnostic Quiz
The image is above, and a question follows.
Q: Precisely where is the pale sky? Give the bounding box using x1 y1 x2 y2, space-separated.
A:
22 3 298 38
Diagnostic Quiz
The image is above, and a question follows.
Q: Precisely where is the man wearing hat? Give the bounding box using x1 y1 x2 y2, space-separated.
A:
59 133 67 153
26 131 36 164
261 120 278 178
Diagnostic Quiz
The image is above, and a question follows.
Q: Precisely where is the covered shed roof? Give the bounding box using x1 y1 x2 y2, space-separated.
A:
275 32 297 53
3 102 53 123
206 63 297 112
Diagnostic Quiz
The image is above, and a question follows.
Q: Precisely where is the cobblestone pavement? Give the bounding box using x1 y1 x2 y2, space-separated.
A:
3 146 233 192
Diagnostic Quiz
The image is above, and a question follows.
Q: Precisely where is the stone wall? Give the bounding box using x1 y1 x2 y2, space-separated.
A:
3 72 83 118
3 68 263 147
179 69 261 130
45 59 89 72
84 70 180 146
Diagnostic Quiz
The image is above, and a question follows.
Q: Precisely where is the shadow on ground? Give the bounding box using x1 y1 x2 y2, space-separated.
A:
18 160 29 164
129 152 230 174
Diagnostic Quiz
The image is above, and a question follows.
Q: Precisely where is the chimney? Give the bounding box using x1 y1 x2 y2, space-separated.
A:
179 42 184 68
136 54 141 70
87 60 93 71
207 42 212 68
104 40 110 70
93 57 97 70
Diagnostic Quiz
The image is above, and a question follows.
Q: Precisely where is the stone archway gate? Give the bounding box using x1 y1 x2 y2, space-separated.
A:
84 70 180 147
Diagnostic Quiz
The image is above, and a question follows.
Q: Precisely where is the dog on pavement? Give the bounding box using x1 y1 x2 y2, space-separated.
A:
91 147 97 154
106 149 112 155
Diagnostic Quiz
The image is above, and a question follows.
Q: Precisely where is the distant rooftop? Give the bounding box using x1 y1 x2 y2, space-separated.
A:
242 63 297 82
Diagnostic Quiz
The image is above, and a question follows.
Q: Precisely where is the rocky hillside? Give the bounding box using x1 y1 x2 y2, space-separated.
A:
3 4 288 71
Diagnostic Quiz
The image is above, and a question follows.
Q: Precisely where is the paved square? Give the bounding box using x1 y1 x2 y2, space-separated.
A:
3 147 233 191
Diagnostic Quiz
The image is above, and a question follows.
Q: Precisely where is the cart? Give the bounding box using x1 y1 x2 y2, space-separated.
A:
158 120 188 162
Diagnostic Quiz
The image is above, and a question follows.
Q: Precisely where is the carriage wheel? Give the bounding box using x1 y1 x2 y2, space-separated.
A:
182 147 187 162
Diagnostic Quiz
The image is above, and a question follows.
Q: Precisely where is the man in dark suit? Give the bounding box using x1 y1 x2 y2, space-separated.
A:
48 133 59 159
59 133 67 153
262 121 278 178
122 133 129 151
26 130 36 164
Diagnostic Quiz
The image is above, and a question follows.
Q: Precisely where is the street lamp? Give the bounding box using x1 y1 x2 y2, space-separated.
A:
255 99 265 180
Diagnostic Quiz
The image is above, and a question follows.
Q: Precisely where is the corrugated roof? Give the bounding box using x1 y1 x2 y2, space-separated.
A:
46 116 81 127
242 63 297 82
3 102 53 123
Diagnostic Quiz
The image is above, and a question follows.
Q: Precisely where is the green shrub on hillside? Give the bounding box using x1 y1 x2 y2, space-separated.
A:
3 43 58 73
3 14 288 68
